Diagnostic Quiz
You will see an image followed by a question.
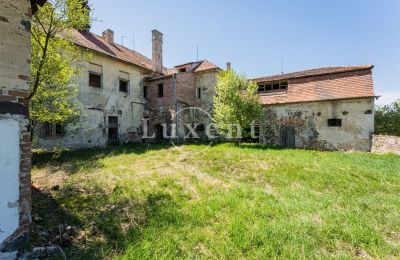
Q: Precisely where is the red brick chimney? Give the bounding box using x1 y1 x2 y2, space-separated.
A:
102 29 114 44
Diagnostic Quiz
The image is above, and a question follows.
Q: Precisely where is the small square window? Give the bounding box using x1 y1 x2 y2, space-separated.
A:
257 85 265 93
265 84 272 91
328 118 342 127
280 82 288 90
89 72 102 88
44 122 52 136
196 124 205 131
119 79 129 93
179 68 187 73
158 84 164 97
273 83 280 90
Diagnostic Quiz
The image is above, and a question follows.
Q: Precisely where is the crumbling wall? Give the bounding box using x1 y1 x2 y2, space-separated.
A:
260 98 375 151
372 135 400 155
0 0 33 256
34 54 147 149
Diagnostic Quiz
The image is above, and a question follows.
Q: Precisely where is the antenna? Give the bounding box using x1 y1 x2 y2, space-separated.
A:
121 35 126 46
196 44 199 61
132 33 135 50
281 56 284 74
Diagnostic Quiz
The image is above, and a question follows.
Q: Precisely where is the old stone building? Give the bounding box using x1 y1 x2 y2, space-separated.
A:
34 26 222 148
0 0 46 258
254 65 377 151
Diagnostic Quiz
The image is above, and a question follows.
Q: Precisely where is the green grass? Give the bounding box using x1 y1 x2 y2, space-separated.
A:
31 143 400 259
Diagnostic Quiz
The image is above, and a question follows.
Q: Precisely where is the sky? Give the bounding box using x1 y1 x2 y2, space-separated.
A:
89 0 400 105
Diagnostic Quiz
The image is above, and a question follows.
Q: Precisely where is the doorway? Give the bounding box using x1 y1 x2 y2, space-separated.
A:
108 116 118 146
280 125 295 148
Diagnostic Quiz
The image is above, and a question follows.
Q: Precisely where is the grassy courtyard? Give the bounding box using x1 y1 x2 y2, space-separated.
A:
31 143 400 259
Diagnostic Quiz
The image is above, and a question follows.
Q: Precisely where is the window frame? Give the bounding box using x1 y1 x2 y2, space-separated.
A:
257 81 288 94
327 118 342 127
119 78 129 94
88 71 102 88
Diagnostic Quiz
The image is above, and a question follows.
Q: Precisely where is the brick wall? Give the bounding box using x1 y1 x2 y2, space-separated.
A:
372 135 400 155
0 0 33 255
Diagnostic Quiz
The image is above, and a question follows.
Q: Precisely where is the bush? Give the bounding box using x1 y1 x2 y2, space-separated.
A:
375 100 400 136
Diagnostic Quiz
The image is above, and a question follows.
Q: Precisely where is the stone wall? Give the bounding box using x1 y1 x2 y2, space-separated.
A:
260 98 375 151
34 53 148 149
0 0 33 256
371 135 400 155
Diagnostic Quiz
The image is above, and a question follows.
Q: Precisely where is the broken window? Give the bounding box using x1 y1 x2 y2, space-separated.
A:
179 68 187 73
119 71 129 93
119 79 129 93
196 87 201 99
89 63 103 88
158 83 164 97
328 118 342 127
257 81 288 93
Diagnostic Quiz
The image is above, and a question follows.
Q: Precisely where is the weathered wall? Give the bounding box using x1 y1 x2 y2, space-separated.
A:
260 98 375 151
0 0 33 256
34 53 148 149
372 135 400 155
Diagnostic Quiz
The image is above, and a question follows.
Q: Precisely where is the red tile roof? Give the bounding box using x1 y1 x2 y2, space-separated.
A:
254 65 375 105
194 60 221 72
69 30 168 74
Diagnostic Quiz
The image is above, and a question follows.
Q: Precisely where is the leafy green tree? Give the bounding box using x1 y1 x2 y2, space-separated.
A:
213 70 263 142
29 0 91 139
375 100 400 136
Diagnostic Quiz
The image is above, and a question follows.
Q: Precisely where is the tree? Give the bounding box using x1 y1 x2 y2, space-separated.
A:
375 100 400 136
213 70 263 142
29 0 91 139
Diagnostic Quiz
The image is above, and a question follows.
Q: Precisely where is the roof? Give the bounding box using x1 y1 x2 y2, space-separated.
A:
31 0 47 14
254 65 374 83
255 65 375 105
194 60 221 72
69 30 168 74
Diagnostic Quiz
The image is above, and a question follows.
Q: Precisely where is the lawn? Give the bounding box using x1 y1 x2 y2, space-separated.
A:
31 143 400 259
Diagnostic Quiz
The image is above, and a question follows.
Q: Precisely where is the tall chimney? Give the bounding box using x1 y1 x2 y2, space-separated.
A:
102 29 114 44
152 30 163 73
226 62 231 71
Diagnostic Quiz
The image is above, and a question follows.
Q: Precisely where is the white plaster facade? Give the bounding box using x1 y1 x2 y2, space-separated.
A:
34 53 148 149
0 120 20 245
260 98 375 151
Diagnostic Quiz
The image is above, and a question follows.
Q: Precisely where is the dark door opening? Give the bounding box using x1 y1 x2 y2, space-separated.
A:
280 125 295 148
154 124 163 142
108 116 118 146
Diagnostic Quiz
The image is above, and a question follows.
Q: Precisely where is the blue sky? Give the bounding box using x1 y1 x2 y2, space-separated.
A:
89 0 400 105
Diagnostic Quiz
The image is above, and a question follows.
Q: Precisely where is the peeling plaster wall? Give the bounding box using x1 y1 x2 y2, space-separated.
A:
260 98 375 151
34 54 147 149
0 0 33 254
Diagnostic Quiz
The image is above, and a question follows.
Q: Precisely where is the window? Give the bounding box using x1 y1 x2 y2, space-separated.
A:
119 79 129 93
179 68 187 73
196 124 205 132
196 87 201 99
158 83 164 97
88 63 103 88
89 72 102 88
143 86 148 99
119 71 129 94
328 118 342 127
42 122 65 137
258 81 288 93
